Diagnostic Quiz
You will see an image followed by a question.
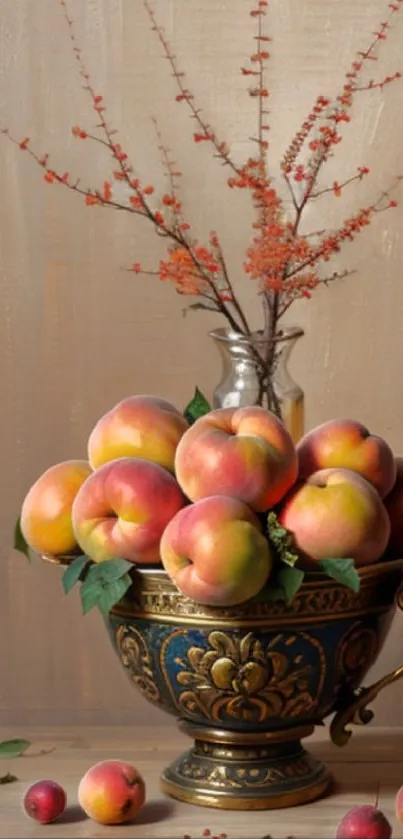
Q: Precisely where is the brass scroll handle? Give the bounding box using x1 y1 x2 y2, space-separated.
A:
330 582 403 747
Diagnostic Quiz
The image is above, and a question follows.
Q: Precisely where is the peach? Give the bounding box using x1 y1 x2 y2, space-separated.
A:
174 406 297 512
297 418 396 499
72 456 185 564
88 394 188 474
278 467 390 567
20 460 92 555
384 456 403 554
78 759 145 825
395 784 403 821
160 495 272 606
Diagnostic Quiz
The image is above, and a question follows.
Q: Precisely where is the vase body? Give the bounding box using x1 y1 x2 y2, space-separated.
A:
209 326 304 443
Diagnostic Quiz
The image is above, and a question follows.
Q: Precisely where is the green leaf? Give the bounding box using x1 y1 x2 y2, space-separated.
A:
97 574 132 616
0 773 18 784
184 387 211 425
80 578 103 615
277 566 305 604
256 585 287 603
13 517 31 562
79 560 134 615
0 739 30 758
255 566 305 605
266 511 299 567
62 555 91 594
85 558 133 585
319 558 360 593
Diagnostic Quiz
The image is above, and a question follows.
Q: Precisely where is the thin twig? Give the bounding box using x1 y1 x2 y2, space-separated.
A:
142 0 239 174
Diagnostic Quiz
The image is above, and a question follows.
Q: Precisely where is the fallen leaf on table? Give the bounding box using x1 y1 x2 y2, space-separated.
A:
0 739 30 758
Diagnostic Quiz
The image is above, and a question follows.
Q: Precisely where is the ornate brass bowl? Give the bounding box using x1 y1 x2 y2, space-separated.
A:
46 555 403 810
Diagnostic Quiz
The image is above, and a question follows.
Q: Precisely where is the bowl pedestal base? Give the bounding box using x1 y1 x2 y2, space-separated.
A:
160 722 332 810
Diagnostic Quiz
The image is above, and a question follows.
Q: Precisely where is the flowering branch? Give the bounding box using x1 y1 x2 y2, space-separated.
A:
1 0 402 420
310 166 370 200
59 0 251 336
142 0 238 174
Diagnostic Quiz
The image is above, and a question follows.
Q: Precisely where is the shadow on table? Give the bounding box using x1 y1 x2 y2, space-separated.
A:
57 806 87 824
310 729 403 763
130 799 176 825
56 799 176 826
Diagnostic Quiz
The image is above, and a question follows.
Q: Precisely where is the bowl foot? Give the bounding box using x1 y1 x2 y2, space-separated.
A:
160 722 332 810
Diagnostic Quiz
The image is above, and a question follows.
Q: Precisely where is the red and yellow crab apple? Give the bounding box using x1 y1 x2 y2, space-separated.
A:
78 760 145 825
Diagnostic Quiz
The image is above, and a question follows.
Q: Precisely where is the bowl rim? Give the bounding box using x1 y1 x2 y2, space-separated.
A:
42 552 403 588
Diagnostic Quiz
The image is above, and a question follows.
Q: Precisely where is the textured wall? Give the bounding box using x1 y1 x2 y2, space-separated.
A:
1 0 403 725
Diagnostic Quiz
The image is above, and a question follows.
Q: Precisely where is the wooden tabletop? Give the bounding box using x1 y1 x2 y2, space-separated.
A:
1 725 402 838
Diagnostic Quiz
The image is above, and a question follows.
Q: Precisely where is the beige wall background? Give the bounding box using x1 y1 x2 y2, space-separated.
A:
1 0 403 727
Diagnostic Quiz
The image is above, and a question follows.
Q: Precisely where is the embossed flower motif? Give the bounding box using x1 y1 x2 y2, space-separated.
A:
175 630 316 723
202 633 270 695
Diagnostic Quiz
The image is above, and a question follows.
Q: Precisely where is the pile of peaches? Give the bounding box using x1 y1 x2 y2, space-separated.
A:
19 394 403 608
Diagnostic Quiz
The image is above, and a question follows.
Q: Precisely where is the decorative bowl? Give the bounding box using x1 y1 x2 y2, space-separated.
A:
46 555 403 810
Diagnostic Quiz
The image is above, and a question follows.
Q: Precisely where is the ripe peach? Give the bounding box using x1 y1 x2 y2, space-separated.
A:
297 418 396 499
20 460 92 555
174 406 297 512
78 760 145 825
160 495 272 606
384 456 403 554
72 457 185 564
396 783 403 821
88 394 188 474
336 805 392 838
23 780 66 824
278 468 390 568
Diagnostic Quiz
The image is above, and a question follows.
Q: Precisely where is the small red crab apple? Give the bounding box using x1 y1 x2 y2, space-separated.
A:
335 804 392 839
78 760 145 825
23 780 66 824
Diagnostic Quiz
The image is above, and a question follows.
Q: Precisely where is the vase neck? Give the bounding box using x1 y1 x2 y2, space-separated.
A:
209 326 304 363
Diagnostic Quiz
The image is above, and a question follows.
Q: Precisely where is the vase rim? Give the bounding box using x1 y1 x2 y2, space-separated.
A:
209 325 304 344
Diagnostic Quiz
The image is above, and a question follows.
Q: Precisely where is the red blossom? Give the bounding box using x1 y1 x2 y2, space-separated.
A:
71 125 87 139
194 133 214 142
103 180 112 200
19 137 30 150
132 263 142 273
251 51 270 61
85 193 100 205
130 196 143 209
241 67 260 76
112 144 128 163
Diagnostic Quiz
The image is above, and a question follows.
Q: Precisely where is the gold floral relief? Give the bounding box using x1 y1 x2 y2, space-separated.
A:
336 623 379 681
177 753 314 789
162 629 326 724
115 625 162 706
